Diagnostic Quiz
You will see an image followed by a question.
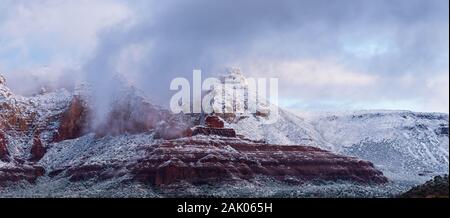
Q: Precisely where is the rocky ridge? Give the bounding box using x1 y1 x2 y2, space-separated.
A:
1 73 388 188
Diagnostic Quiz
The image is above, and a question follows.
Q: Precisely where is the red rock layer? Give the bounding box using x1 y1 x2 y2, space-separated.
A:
52 137 388 186
0 164 45 186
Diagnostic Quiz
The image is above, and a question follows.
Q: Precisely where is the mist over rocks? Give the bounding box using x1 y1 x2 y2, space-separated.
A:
0 73 390 192
0 69 448 197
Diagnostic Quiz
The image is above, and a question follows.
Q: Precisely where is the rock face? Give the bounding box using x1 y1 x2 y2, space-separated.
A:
49 136 388 186
53 96 89 142
0 73 388 193
190 115 236 138
0 163 45 186
205 115 225 128
0 132 9 161
134 137 388 186
30 133 46 161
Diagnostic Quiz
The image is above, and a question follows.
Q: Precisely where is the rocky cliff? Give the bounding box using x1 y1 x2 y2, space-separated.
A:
0 74 388 189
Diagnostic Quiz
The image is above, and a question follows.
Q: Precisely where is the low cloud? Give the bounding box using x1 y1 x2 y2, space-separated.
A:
242 59 379 100
0 0 131 93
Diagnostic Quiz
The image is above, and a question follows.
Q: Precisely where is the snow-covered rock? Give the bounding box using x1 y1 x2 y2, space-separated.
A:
209 68 271 117
0 74 72 160
302 110 449 182
1 71 448 196
205 71 448 183
38 134 387 186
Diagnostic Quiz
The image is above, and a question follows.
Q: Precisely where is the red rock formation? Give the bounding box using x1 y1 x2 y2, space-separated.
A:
186 115 236 138
30 133 46 161
1 77 76 162
205 115 225 128
53 136 388 186
1 75 391 190
53 96 89 142
0 102 31 132
0 164 45 186
0 132 9 161
50 92 192 141
132 138 388 185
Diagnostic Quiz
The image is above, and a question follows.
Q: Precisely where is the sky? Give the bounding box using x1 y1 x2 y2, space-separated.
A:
0 0 448 113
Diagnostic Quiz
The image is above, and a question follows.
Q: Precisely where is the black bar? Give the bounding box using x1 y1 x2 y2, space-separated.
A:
0 198 448 217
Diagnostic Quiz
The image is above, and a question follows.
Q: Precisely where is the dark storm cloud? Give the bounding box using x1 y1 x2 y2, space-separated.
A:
81 0 448 112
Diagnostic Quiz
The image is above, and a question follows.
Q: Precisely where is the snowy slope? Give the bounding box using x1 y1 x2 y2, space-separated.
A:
226 109 333 149
40 133 156 173
299 111 449 182
226 107 448 183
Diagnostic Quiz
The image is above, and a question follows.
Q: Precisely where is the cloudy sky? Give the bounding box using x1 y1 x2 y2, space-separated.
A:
0 0 448 113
